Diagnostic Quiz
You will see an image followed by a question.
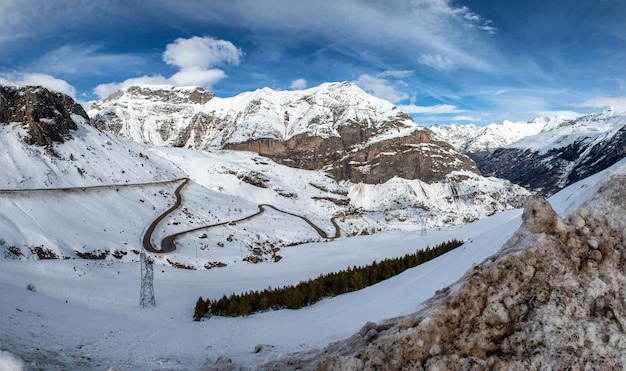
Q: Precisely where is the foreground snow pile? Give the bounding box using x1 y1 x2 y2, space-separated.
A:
0 351 24 371
271 163 626 370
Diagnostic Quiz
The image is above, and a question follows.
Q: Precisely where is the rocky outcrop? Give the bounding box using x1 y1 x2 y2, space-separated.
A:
267 168 626 370
0 85 89 145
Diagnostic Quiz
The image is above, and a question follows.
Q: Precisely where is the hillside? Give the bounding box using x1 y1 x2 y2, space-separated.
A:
479 107 626 196
266 158 626 370
1 157 623 370
429 115 568 162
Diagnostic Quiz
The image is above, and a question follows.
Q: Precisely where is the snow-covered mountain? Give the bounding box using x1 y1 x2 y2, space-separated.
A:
0 86 183 188
90 83 478 184
479 107 626 196
3 85 626 370
2 151 624 369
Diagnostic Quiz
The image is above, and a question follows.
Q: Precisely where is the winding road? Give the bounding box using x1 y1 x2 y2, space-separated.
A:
142 179 341 255
0 176 340 256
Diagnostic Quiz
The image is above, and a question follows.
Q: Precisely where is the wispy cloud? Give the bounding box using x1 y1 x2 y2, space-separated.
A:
159 0 497 72
418 54 455 70
31 45 145 76
577 97 626 110
353 74 408 103
452 115 482 122
399 103 465 115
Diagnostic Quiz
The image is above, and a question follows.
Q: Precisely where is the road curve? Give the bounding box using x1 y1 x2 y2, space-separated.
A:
156 201 341 254
142 178 189 253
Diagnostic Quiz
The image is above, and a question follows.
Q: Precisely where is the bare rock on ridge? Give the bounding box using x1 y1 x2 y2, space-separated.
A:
0 85 90 146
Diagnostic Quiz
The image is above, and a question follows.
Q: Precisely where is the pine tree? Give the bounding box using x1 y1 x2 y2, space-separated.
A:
193 296 207 321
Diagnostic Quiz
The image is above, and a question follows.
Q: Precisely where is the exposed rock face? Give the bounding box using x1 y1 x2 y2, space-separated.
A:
266 168 626 370
0 85 89 145
91 85 215 146
226 123 476 184
90 82 479 184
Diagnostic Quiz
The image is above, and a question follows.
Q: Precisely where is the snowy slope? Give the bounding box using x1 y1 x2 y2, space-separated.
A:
0 116 182 189
1 158 623 370
505 107 625 153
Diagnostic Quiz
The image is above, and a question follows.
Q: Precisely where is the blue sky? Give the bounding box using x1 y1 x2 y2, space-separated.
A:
1 0 625 125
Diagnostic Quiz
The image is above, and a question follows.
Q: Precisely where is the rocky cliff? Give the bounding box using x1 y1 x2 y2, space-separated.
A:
0 85 90 145
90 82 478 184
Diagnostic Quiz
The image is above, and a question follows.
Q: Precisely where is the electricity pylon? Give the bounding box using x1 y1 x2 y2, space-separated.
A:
139 249 156 307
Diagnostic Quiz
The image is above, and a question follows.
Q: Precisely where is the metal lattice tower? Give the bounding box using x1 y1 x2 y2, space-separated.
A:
139 250 156 307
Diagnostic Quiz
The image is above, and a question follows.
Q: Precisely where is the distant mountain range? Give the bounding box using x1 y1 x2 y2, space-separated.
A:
430 108 626 196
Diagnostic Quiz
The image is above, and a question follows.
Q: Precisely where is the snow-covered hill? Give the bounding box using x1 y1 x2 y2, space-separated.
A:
1 85 528 265
281 158 626 370
430 109 626 196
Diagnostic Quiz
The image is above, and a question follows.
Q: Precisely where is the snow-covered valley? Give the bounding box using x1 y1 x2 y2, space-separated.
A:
2 84 626 370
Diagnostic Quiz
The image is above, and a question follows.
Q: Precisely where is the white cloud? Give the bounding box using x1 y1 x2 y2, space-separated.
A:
0 72 76 98
163 36 242 70
577 97 626 110
169 68 227 87
290 78 307 90
93 36 242 99
418 54 455 70
353 74 408 103
399 103 464 114
379 70 414 79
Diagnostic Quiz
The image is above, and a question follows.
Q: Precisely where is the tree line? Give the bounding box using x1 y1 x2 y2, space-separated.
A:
194 239 464 320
